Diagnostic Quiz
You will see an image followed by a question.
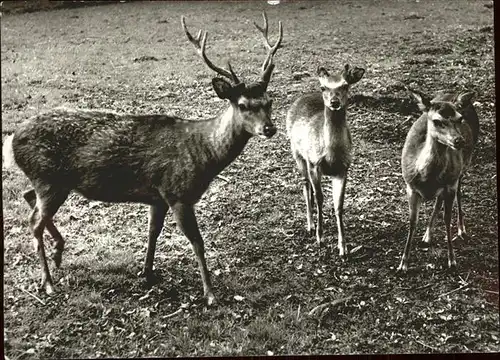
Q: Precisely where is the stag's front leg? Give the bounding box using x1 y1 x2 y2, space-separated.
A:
141 202 168 281
170 202 215 305
331 174 347 257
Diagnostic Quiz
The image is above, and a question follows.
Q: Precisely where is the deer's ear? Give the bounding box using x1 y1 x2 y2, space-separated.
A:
212 78 233 99
455 91 475 108
343 66 365 84
317 66 330 78
411 91 431 112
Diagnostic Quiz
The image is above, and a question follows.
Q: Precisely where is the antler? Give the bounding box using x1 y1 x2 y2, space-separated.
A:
181 16 240 84
254 12 283 81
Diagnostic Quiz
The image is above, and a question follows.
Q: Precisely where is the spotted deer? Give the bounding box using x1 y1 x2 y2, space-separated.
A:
397 90 479 271
2 13 283 305
286 64 365 256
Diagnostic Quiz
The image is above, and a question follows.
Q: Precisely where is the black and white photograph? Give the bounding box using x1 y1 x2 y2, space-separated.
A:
1 0 498 357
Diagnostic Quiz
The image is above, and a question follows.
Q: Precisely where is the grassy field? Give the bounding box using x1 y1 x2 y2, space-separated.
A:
1 0 497 357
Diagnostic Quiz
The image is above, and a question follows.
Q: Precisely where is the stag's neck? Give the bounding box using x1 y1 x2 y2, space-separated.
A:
209 105 251 172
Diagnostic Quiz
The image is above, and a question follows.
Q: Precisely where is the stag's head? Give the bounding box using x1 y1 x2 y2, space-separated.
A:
182 13 283 138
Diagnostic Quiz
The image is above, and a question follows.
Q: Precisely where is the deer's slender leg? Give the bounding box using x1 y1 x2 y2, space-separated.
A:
23 188 65 267
307 163 323 246
141 202 168 280
421 195 443 246
443 190 457 269
169 201 215 305
295 156 314 234
29 186 69 294
331 174 347 257
455 178 467 239
398 188 422 272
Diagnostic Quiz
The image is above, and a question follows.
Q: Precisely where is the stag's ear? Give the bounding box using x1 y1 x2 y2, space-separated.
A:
212 78 233 99
411 91 432 112
455 91 475 109
343 65 365 84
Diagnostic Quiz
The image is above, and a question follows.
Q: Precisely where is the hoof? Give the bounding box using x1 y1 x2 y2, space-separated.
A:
448 259 457 269
206 293 216 306
397 262 408 273
417 239 431 249
138 269 159 286
453 233 469 246
40 281 55 295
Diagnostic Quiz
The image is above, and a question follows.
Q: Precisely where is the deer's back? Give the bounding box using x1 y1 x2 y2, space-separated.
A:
286 93 324 134
12 108 220 204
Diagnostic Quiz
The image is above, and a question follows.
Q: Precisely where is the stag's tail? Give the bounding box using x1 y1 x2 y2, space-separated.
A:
3 134 16 168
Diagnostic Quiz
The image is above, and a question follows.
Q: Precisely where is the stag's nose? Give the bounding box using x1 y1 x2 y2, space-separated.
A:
330 99 341 110
263 124 277 138
453 137 465 149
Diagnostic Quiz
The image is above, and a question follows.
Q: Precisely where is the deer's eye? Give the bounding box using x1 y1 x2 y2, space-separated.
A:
238 103 248 111
320 86 326 92
433 119 444 128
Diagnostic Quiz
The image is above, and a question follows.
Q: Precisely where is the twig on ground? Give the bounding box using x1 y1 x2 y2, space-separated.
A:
415 338 438 351
484 290 499 295
438 283 469 298
216 174 230 183
308 296 352 317
18 286 46 306
161 308 183 319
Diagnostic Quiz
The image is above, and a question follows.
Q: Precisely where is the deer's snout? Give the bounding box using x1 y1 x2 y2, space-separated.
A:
262 123 277 138
330 99 342 110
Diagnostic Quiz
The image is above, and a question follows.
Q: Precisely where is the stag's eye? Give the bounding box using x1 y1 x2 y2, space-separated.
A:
320 86 326 92
238 103 249 111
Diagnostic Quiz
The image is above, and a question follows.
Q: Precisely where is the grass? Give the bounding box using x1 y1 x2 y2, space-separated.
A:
2 0 498 357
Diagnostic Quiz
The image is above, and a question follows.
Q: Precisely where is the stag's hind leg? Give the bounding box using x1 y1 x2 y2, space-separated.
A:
29 185 69 294
141 201 169 281
168 201 215 306
23 188 66 267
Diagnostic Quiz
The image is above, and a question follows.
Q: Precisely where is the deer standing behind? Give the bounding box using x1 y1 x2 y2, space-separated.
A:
2 13 283 305
286 65 365 256
398 90 479 272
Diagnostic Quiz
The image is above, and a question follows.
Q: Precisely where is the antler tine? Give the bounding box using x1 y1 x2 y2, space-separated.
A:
259 16 283 75
253 12 271 49
181 16 240 84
